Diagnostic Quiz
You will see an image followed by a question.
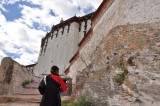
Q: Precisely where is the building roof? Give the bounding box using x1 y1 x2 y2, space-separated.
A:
52 12 94 31
40 12 94 49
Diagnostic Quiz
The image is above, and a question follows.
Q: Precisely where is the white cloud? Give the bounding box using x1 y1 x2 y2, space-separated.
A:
0 50 7 65
0 0 103 65
0 0 20 11
0 50 7 59
19 4 58 27
0 11 7 25
0 14 45 65
0 0 20 4
14 52 38 65
0 21 45 51
24 0 103 24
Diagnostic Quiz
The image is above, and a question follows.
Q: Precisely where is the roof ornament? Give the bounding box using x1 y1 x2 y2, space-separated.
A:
60 18 63 23
51 24 54 32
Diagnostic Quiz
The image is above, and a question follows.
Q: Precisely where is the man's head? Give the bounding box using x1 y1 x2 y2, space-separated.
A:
51 65 59 74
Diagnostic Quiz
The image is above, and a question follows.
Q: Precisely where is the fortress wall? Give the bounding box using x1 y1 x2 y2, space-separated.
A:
34 19 92 76
78 20 92 43
69 57 87 83
68 0 160 83
68 0 120 83
84 22 160 105
119 0 160 25
78 21 85 43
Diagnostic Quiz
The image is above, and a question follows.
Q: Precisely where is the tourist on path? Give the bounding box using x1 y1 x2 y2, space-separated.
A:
38 65 67 106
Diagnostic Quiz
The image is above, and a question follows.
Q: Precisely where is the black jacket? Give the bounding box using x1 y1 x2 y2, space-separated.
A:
38 74 62 106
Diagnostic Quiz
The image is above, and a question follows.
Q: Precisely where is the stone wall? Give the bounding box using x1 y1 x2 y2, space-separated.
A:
71 23 160 105
67 0 160 105
68 0 160 83
0 57 13 95
0 57 38 95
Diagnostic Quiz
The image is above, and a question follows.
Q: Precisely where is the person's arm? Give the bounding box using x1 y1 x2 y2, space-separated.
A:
38 78 46 95
59 78 67 92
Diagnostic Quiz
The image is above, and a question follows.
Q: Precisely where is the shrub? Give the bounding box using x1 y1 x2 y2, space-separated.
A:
5 98 13 102
115 66 128 85
21 80 31 88
74 95 94 106
62 100 75 106
62 95 94 106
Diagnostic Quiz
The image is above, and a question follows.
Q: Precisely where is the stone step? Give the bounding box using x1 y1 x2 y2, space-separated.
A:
0 96 71 106
17 88 40 95
0 95 41 103
0 87 41 104
25 82 39 88
0 102 39 106
0 95 71 103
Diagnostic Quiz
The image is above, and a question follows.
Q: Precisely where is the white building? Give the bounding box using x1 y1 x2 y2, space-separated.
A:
34 13 93 76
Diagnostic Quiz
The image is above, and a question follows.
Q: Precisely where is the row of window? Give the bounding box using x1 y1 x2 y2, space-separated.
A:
51 20 89 39
40 20 91 55
79 20 88 32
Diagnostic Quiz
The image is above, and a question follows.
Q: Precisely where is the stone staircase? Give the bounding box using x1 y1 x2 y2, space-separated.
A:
0 82 41 106
0 89 41 105
0 82 71 106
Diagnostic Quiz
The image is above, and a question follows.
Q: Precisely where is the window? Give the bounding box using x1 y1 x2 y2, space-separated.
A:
51 32 54 39
56 30 58 38
84 20 87 30
44 39 48 52
67 24 70 33
84 31 86 36
79 23 81 32
62 27 64 35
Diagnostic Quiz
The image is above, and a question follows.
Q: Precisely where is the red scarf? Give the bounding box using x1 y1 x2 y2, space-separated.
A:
50 74 67 92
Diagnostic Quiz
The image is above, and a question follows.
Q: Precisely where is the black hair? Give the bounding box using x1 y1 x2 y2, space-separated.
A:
51 65 59 74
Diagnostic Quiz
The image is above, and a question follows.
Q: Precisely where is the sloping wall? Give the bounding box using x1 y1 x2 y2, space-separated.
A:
67 0 160 105
82 23 160 105
68 0 160 83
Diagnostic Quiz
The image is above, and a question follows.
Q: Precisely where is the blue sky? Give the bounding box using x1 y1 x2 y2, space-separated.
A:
1 1 40 22
0 0 103 65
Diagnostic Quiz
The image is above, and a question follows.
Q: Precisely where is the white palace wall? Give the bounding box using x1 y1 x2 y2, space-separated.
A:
34 17 92 76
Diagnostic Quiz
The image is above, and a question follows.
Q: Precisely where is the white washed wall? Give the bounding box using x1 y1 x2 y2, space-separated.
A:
34 20 91 76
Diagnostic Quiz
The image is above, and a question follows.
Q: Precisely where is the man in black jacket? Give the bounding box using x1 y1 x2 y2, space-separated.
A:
38 65 67 106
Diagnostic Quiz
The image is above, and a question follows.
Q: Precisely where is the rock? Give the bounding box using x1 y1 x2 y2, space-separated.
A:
0 57 39 95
